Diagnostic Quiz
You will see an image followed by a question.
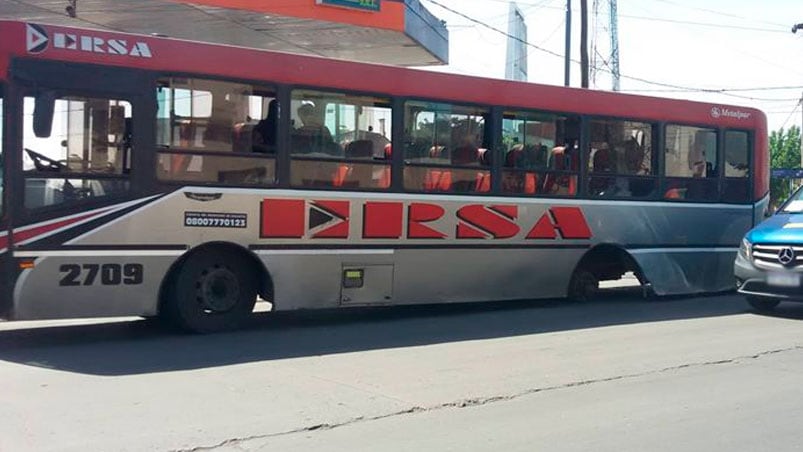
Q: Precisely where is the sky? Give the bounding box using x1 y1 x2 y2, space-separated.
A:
415 0 803 134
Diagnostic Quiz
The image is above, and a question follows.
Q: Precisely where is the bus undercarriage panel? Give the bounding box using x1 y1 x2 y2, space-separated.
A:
12 254 175 320
629 249 738 295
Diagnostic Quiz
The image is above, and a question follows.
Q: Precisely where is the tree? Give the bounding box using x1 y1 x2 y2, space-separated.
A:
769 125 801 207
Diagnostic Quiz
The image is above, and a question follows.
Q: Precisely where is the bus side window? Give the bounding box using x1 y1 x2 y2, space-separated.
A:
587 119 656 199
663 125 718 201
402 101 489 193
155 78 277 186
289 90 391 189
722 130 750 203
501 111 578 197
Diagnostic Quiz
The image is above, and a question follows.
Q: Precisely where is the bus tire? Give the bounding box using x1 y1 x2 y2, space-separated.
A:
746 296 780 313
568 269 598 302
164 248 257 333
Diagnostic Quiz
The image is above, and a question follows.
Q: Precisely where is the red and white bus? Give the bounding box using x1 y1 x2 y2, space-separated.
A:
0 21 768 331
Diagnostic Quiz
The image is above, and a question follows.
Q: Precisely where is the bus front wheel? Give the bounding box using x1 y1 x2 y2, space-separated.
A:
163 249 257 333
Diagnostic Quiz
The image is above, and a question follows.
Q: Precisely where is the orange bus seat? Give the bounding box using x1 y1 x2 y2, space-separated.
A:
524 172 537 194
332 165 351 187
475 172 490 192
424 169 452 191
379 167 391 188
664 187 683 199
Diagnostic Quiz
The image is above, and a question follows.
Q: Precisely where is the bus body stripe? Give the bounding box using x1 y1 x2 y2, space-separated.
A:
13 209 114 246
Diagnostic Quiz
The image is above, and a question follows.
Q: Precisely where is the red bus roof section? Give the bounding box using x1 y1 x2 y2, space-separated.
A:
0 19 766 130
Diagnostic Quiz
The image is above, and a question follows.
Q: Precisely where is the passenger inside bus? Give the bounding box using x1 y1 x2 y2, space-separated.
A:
622 138 654 197
252 99 277 153
333 140 374 188
542 141 578 195
664 131 716 200
340 125 390 159
587 142 612 195
688 139 708 178
292 103 340 156
203 99 236 151
450 138 480 192
502 144 537 194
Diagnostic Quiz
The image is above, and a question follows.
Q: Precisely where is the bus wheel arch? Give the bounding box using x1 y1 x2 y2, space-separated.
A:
567 244 647 301
158 242 274 332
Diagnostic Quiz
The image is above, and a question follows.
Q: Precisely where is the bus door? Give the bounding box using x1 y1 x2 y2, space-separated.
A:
2 59 151 318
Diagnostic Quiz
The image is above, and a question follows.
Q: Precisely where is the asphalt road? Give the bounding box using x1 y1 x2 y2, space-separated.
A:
1 290 802 452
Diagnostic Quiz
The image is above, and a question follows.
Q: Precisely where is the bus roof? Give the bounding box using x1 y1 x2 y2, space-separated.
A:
0 20 766 130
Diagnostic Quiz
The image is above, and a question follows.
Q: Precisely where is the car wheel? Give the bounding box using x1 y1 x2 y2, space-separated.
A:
746 296 780 313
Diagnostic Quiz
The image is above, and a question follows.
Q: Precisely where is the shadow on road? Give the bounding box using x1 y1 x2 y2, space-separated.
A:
0 289 785 376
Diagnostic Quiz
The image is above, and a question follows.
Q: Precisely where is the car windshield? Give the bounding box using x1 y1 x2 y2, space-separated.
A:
781 189 803 213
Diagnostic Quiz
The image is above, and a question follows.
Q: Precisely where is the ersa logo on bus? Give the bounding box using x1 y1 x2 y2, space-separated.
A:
259 199 593 241
25 24 152 58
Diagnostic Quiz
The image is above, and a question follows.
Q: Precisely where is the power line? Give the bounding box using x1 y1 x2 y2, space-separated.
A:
441 0 787 34
618 13 788 34
650 0 790 30
624 85 803 93
780 101 801 130
422 0 796 101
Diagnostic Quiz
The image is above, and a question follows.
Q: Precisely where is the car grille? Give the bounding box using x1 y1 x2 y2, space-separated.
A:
752 244 803 270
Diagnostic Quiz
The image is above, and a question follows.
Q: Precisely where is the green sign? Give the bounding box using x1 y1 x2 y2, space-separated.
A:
318 0 381 12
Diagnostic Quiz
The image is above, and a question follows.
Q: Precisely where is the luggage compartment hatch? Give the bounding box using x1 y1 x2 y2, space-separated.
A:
340 264 394 305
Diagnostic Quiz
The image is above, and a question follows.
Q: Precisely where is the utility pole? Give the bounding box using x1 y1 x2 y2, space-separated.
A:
609 0 620 91
580 0 589 88
795 22 803 167
564 0 571 87
589 0 620 91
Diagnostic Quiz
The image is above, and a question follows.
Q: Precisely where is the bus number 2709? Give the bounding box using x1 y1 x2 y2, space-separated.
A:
59 263 144 286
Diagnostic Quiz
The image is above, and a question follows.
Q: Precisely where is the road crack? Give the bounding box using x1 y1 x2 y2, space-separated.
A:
173 345 803 452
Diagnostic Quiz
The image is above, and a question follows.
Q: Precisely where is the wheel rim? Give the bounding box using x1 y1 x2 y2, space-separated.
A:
197 266 240 313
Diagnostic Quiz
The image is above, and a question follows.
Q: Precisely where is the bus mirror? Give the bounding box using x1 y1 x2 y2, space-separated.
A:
33 91 56 138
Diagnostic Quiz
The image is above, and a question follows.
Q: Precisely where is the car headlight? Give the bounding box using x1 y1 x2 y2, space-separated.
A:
739 238 752 260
